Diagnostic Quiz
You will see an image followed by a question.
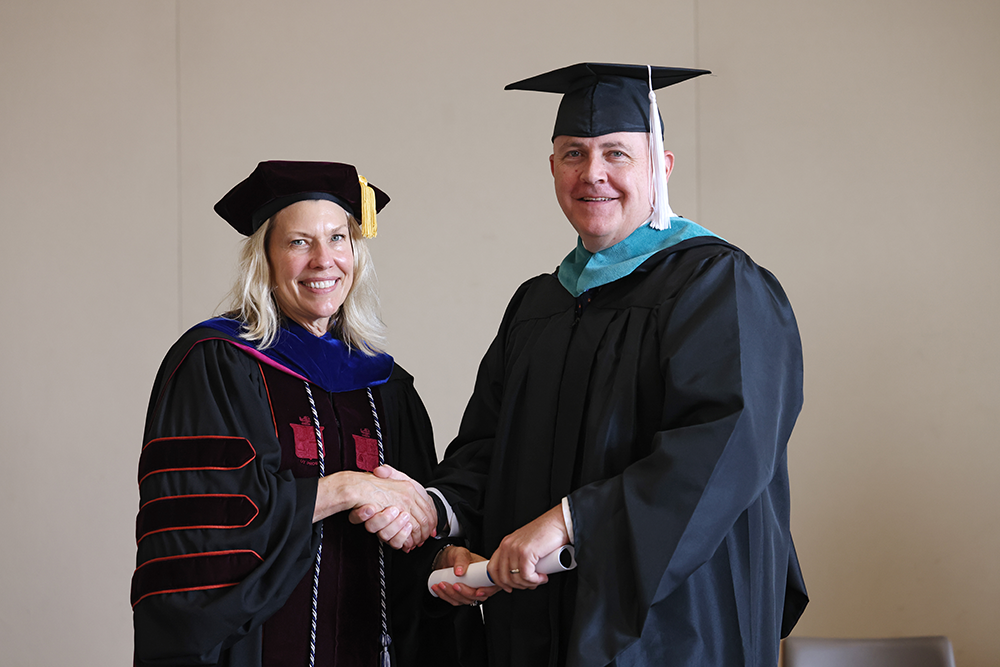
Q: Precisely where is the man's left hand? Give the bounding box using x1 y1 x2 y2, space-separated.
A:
487 505 570 593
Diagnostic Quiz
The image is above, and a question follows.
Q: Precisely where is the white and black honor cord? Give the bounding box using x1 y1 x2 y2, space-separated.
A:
366 386 392 667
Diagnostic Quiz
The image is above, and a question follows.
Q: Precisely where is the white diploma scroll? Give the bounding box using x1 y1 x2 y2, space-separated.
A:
427 545 577 597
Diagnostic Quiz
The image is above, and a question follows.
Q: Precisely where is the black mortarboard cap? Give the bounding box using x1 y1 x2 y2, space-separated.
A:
504 63 710 141
214 160 390 237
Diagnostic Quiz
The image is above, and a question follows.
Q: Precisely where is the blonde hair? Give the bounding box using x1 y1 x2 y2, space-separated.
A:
223 213 387 354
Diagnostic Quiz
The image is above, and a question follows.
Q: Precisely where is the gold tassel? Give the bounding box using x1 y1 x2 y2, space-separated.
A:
358 175 377 238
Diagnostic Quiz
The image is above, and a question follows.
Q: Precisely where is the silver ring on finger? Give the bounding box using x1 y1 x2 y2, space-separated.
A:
509 568 520 574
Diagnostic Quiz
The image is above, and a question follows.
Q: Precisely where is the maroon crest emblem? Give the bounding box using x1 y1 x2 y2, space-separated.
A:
290 416 323 463
354 428 378 472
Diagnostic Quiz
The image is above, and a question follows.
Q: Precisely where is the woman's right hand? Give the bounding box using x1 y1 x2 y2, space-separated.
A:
356 465 437 550
315 465 436 550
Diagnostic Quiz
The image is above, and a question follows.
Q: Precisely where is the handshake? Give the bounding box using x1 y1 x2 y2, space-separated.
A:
341 464 439 552
330 465 575 608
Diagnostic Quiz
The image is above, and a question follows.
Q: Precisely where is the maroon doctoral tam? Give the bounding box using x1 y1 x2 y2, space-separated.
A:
214 160 390 236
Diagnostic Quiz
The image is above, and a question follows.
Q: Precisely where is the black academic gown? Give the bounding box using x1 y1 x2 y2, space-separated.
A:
132 323 481 667
433 238 808 667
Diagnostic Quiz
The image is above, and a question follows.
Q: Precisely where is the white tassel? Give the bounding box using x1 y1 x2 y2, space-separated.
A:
647 65 675 230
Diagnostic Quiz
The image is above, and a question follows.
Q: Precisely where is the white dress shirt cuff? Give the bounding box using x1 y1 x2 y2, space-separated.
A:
426 487 464 538
561 496 575 545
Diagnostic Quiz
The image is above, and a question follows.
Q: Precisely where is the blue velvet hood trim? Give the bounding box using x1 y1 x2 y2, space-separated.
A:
557 218 721 297
196 317 393 393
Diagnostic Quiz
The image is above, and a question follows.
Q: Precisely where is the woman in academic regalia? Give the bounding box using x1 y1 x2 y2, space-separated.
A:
131 161 478 667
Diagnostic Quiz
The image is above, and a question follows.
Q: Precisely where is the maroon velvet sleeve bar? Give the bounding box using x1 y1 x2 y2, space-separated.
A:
138 435 255 486
131 550 263 608
136 494 259 543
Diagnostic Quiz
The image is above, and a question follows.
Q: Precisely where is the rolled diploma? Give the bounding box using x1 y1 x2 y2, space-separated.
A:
427 545 577 597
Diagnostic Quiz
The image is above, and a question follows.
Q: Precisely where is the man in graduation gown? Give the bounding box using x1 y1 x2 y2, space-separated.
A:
425 63 809 666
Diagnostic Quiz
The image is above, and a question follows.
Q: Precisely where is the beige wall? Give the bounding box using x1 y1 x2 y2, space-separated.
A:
1 0 997 665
